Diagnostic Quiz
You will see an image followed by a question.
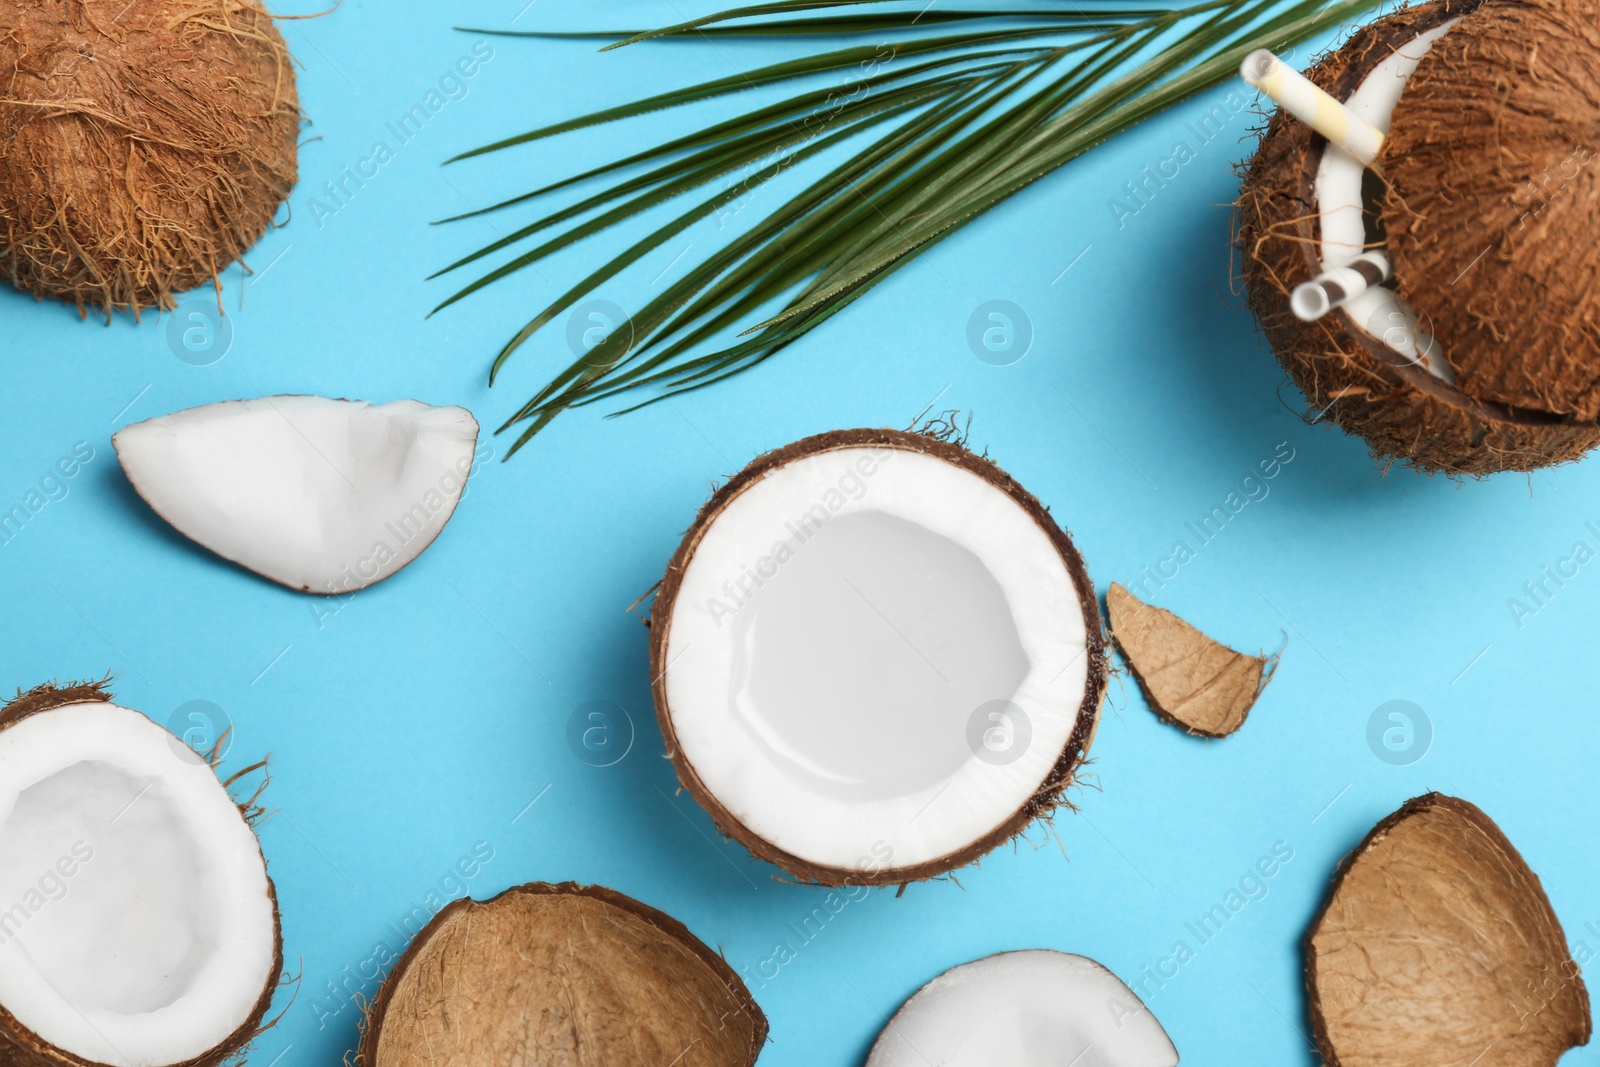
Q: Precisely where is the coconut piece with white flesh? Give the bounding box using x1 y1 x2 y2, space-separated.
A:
1307 793 1589 1067
651 428 1106 886
0 680 280 1067
358 882 766 1066
114 396 479 594
866 951 1179 1067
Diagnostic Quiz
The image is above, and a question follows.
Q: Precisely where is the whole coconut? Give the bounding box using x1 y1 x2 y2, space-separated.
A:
1238 0 1600 475
0 0 299 319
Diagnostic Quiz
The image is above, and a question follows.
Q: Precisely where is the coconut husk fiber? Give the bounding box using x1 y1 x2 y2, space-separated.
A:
0 0 299 319
1307 793 1590 1067
1237 0 1600 474
1106 583 1269 738
1383 0 1600 422
359 882 767 1067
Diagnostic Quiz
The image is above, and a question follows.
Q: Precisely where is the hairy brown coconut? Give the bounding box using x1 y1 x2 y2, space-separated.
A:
1238 0 1600 475
357 882 767 1067
1307 793 1591 1066
0 0 299 319
649 427 1105 887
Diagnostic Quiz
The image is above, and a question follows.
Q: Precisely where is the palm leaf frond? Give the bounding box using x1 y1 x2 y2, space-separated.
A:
434 0 1384 456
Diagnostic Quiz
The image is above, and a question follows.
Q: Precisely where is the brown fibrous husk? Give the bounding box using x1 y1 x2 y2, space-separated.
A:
649 428 1108 887
0 0 300 320
1383 0 1600 422
1106 583 1270 738
1237 0 1600 475
0 678 284 1067
1307 792 1591 1067
357 882 767 1067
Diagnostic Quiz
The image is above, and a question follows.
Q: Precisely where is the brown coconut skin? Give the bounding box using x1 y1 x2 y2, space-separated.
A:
648 428 1108 887
0 679 283 1067
1384 0 1600 422
0 0 299 319
1306 793 1591 1067
1237 0 1600 475
357 882 767 1067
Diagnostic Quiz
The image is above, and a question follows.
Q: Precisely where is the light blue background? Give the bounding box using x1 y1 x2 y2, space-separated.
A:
2 2 1596 1063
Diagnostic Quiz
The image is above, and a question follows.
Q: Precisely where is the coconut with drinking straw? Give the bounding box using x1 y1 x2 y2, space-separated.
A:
1237 0 1600 475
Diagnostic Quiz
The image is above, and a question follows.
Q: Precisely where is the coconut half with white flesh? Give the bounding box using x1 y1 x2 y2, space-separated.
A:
866 950 1179 1067
650 428 1106 886
0 680 280 1067
114 396 479 594
1238 0 1600 474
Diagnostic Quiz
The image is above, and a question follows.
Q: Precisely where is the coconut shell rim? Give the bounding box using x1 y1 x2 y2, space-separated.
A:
354 880 769 1066
1303 791 1593 1067
0 679 283 1067
648 427 1108 888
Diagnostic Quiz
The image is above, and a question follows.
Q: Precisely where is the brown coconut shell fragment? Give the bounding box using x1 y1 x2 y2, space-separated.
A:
1107 583 1269 738
1383 0 1600 422
1307 793 1591 1067
1236 0 1600 475
0 0 300 319
359 882 767 1067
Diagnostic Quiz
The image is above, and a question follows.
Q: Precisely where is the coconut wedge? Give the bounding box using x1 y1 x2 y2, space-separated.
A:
866 951 1178 1067
359 882 765 1066
115 396 479 594
1308 794 1590 1067
0 680 280 1067
1107 583 1270 737
651 428 1105 886
1238 0 1600 474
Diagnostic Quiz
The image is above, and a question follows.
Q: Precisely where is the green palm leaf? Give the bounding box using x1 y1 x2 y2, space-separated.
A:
432 0 1382 456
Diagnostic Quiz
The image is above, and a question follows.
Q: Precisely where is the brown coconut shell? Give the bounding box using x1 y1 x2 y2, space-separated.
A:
1237 0 1600 475
0 678 283 1067
1307 793 1591 1067
0 0 299 319
1106 582 1269 738
1383 0 1600 422
649 428 1107 887
357 882 767 1067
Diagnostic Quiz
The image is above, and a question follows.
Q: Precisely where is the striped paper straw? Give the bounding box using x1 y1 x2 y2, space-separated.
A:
1241 50 1386 166
1291 251 1393 321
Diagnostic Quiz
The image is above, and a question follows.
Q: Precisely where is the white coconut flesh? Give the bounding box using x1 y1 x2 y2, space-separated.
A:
1315 19 1460 381
866 950 1178 1067
114 396 479 594
663 445 1092 875
0 702 275 1067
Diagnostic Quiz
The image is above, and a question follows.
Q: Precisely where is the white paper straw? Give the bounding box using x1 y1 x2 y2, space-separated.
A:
1241 50 1386 166
1291 251 1393 321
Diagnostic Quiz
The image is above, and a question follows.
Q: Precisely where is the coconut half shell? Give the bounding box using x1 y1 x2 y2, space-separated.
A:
1106 583 1269 738
0 0 299 318
1237 0 1600 474
1307 793 1590 1067
358 882 766 1067
0 679 282 1067
650 428 1106 887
